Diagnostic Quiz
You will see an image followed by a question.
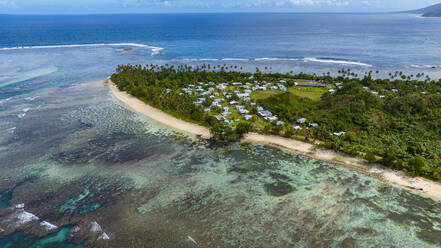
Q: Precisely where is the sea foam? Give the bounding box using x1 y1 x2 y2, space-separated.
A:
303 57 372 67
40 221 58 231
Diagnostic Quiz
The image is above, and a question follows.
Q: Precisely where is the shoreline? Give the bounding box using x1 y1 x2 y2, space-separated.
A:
105 79 441 202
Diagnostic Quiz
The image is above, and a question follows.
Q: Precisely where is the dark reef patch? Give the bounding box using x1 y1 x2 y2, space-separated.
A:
264 181 295 197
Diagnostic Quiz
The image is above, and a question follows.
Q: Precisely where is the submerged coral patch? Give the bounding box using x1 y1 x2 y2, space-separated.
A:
264 181 295 197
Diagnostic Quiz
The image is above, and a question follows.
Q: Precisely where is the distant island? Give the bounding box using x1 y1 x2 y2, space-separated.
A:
407 3 441 17
110 64 441 182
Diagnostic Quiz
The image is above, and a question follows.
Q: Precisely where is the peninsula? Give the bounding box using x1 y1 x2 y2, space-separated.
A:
108 64 441 200
407 3 441 17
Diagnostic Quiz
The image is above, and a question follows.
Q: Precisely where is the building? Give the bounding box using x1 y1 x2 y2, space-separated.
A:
258 110 273 118
297 118 307 124
217 84 227 90
331 131 346 136
293 125 302 130
239 109 250 115
295 82 332 88
267 116 278 122
237 93 250 98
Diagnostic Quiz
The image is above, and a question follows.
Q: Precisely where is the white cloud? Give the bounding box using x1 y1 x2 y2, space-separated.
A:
0 0 16 7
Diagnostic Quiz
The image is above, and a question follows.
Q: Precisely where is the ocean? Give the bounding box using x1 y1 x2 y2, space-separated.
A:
1 13 441 247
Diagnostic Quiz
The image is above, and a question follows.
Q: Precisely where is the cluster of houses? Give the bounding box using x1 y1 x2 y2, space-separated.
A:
179 79 349 137
292 117 319 131
179 79 295 125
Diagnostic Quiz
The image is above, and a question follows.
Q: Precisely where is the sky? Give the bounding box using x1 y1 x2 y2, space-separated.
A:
0 0 439 14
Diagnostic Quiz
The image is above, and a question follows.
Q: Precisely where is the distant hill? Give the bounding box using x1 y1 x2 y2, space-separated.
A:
407 3 441 17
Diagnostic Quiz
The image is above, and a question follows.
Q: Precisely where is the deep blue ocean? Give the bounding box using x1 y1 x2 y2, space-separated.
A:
1 13 441 66
1 13 441 248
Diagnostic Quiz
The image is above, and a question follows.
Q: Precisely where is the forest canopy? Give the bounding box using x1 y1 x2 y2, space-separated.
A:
111 64 441 180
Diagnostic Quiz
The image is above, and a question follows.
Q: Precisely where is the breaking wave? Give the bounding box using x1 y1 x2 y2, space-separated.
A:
408 64 441 69
179 57 373 67
302 57 373 67
0 43 163 56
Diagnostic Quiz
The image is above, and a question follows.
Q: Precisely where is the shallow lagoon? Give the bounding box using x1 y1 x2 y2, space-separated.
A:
0 45 441 247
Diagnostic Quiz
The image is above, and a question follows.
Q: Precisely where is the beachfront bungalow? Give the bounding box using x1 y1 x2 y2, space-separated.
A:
215 115 225 121
331 131 346 137
276 121 285 126
297 118 307 124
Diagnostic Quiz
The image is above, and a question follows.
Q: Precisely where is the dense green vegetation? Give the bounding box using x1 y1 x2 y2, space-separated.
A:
111 64 441 180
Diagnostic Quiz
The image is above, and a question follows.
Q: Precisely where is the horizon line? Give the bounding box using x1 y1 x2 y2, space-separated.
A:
0 10 408 16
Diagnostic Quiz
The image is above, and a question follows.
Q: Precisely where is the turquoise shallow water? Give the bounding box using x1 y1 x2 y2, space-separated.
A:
0 16 441 246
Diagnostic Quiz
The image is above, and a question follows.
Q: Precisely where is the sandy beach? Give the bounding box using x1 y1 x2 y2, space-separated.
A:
106 79 441 201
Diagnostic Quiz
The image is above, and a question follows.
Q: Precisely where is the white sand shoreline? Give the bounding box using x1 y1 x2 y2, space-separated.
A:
106 79 441 201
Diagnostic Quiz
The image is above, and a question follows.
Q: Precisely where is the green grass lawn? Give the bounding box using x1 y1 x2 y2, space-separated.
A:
250 90 282 101
251 87 328 101
288 87 328 101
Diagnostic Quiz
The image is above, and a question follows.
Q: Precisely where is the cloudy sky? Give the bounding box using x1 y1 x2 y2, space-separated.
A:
0 0 439 14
